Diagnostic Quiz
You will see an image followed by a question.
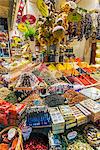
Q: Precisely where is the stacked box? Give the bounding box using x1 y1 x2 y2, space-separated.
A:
26 106 51 127
0 99 12 126
71 106 88 126
0 102 12 113
0 113 8 126
49 107 65 134
8 103 27 125
80 99 100 122
75 103 91 122
0 98 26 126
59 105 76 129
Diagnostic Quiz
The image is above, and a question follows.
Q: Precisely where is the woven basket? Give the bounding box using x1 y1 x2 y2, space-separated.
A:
84 125 100 147
0 126 23 150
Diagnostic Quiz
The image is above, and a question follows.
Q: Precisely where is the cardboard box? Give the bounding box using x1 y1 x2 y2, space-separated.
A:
80 99 100 122
49 107 65 133
71 106 88 125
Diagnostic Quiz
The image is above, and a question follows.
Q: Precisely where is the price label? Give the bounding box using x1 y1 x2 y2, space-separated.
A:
67 131 77 140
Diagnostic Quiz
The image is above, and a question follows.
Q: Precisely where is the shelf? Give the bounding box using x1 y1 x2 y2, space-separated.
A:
31 125 51 129
15 87 32 91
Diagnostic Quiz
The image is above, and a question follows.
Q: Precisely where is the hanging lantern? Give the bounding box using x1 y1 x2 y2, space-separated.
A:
22 14 36 24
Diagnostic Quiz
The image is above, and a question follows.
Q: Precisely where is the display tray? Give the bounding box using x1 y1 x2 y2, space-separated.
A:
76 75 92 86
83 67 94 73
92 74 100 81
9 63 37 83
82 74 97 84
79 87 100 100
67 76 84 85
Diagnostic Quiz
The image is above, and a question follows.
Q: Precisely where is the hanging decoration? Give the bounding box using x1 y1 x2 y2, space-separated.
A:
60 3 70 13
18 21 37 41
13 36 22 43
15 0 100 63
10 36 22 49
37 0 49 17
22 14 36 24
67 1 77 10
96 13 100 40
66 0 81 3
52 26 65 41
16 0 25 23
84 13 93 40
0 42 6 48
18 23 28 32
68 11 82 22
76 7 100 14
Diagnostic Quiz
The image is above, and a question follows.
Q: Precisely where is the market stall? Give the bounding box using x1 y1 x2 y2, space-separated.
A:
0 0 100 150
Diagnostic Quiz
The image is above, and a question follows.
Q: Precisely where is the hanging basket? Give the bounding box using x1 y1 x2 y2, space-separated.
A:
0 126 23 150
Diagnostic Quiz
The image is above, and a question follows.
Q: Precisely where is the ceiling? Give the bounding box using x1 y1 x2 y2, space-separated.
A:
0 0 9 18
